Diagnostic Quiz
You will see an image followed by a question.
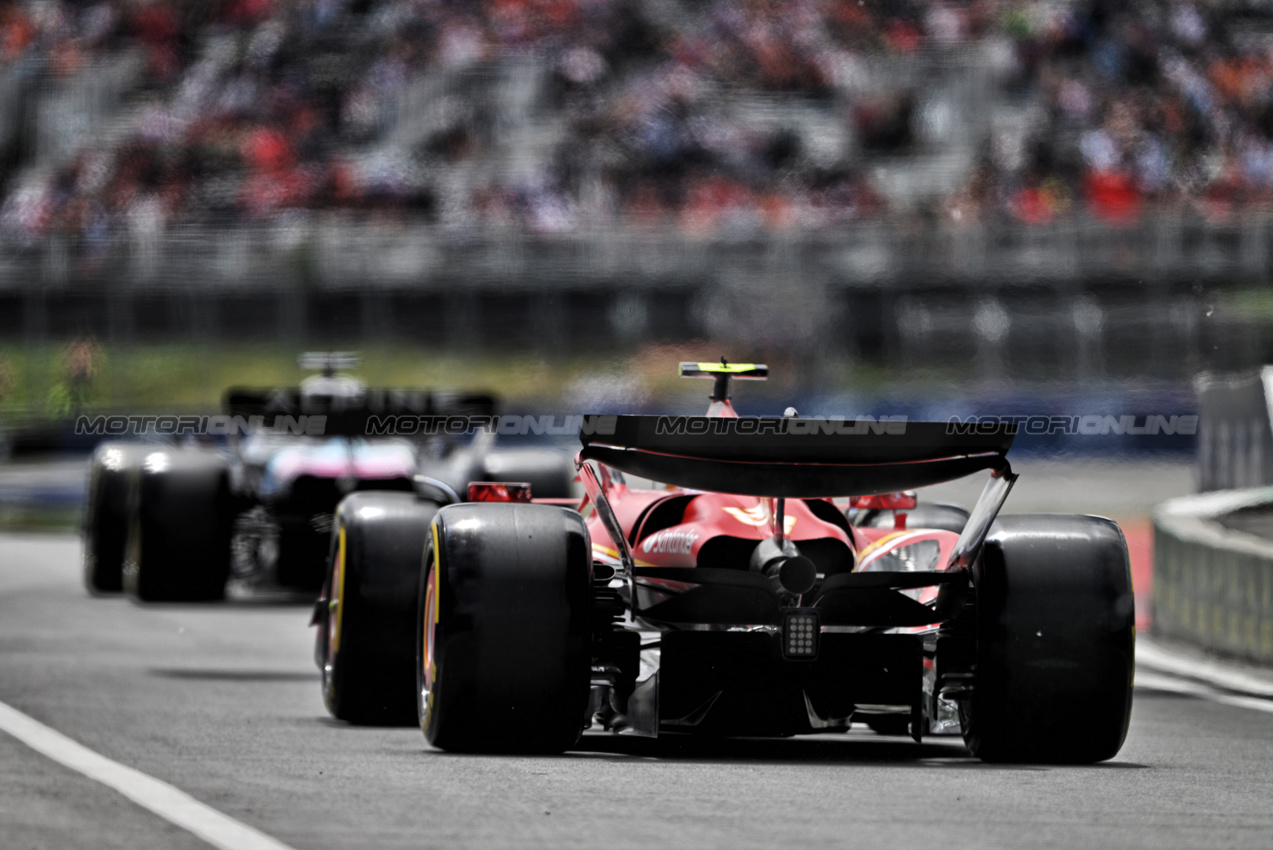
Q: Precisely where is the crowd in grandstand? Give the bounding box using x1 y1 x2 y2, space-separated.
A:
2 0 1273 246
967 0 1273 226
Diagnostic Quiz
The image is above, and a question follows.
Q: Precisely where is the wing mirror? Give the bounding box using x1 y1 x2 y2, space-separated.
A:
413 475 460 505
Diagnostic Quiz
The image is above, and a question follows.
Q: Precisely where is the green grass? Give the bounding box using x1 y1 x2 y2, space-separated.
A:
0 343 643 418
1 340 917 420
1223 288 1273 324
0 506 81 534
1 336 1175 425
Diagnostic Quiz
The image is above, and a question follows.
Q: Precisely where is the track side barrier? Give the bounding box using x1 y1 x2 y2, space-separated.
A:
1154 488 1273 665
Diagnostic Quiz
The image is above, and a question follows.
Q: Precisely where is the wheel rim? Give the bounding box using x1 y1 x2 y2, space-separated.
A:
422 563 438 692
323 524 347 690
420 525 441 730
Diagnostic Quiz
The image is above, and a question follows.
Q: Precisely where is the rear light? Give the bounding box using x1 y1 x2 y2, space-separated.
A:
467 482 533 502
850 491 918 510
782 610 820 660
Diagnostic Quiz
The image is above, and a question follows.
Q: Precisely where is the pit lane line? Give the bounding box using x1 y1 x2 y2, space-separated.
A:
0 699 297 850
1135 636 1273 699
1135 670 1273 715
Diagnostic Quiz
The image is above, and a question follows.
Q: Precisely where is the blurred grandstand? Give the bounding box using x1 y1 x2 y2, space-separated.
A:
1 0 1272 374
6 0 1273 231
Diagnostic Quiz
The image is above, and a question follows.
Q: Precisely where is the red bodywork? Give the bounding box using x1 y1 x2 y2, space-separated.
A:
576 392 963 620
584 488 856 568
582 483 958 612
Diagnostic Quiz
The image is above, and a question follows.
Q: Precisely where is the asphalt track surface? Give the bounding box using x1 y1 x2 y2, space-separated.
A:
4 532 1273 850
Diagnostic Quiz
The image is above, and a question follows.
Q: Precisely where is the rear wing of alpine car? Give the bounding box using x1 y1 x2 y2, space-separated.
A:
577 415 1015 498
223 388 498 438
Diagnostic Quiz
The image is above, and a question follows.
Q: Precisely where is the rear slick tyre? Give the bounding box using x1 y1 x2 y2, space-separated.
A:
322 492 439 725
960 514 1135 764
83 442 144 594
123 449 234 602
419 503 592 753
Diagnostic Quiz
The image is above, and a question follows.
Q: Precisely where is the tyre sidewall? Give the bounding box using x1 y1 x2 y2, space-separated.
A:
963 514 1135 763
84 442 142 594
124 449 233 602
421 503 592 753
324 492 438 725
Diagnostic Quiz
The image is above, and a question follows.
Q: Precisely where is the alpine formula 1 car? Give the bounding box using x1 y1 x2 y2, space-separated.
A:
317 361 1134 762
82 354 574 602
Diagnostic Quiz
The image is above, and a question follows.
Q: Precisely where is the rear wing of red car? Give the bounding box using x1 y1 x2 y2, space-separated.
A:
577 414 1018 612
577 415 1014 498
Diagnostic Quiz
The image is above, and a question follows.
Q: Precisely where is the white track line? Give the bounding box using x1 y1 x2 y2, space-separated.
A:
1135 670 1273 715
0 699 298 850
1136 639 1273 699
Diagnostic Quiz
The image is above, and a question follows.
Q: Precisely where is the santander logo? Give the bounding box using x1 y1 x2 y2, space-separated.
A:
641 528 699 555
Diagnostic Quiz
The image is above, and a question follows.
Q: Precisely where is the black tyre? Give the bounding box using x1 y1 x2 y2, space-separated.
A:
481 447 575 499
861 502 969 533
419 502 592 753
83 443 144 594
321 492 440 725
960 514 1134 763
123 449 234 602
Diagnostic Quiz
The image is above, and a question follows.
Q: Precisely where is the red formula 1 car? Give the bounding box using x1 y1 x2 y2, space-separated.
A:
322 362 1134 762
